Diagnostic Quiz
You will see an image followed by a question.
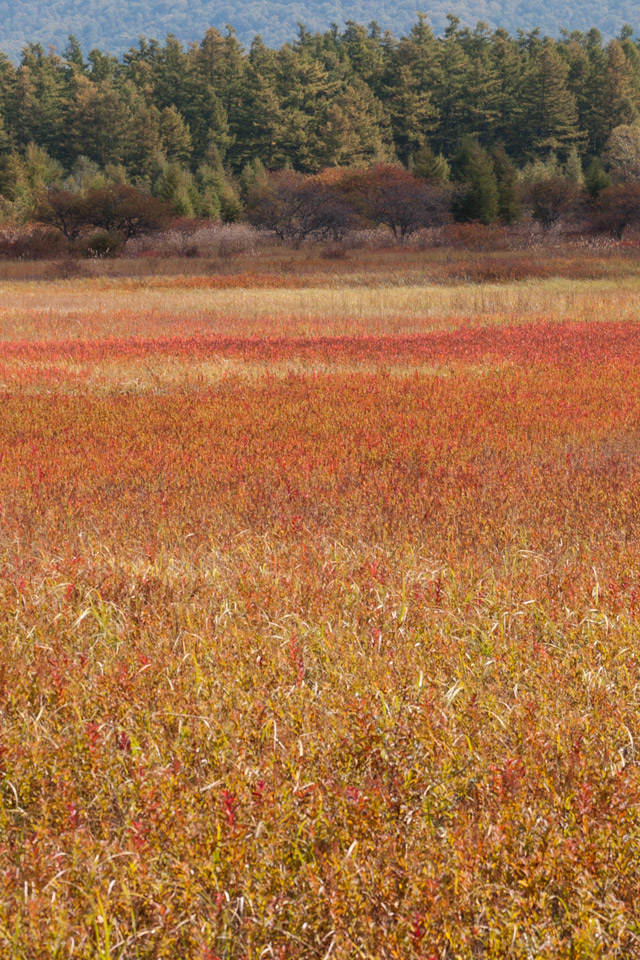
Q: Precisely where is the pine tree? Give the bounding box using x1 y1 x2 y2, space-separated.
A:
318 79 391 167
153 35 189 109
605 40 638 132
11 46 67 162
432 17 471 156
235 66 285 169
412 143 450 183
452 136 499 223
160 106 193 164
384 64 437 163
584 158 611 197
522 40 582 155
339 21 387 90
459 24 501 142
155 161 197 216
564 144 584 184
70 76 135 167
492 145 521 222
238 157 266 198
125 103 163 181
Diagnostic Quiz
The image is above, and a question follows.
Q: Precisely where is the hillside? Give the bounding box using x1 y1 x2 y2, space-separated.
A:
0 0 638 60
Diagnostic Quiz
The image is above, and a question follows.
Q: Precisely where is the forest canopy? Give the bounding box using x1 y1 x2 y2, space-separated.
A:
2 18 640 229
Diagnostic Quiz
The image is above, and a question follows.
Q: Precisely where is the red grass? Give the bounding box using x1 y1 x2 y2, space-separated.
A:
2 278 640 957
1 317 640 368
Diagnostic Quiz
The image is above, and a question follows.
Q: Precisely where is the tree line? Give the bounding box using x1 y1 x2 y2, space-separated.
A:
3 18 640 233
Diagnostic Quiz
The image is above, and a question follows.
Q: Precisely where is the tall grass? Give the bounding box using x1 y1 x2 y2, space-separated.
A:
1 249 640 957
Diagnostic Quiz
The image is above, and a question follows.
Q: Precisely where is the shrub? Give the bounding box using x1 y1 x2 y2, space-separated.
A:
32 184 174 252
527 177 578 230
245 170 355 244
83 185 173 243
589 183 640 239
79 230 123 258
343 164 449 241
0 227 72 260
31 190 89 241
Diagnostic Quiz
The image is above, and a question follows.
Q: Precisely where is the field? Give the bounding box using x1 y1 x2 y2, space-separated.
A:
2 244 640 958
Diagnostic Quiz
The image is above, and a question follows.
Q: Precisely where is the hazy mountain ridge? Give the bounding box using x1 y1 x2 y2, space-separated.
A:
0 0 638 61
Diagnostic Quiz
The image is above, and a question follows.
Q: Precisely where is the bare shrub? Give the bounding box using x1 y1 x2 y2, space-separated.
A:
342 164 450 241
0 227 72 260
246 170 355 244
319 243 350 260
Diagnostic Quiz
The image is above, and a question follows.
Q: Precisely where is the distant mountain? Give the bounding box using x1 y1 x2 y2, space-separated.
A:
0 0 638 60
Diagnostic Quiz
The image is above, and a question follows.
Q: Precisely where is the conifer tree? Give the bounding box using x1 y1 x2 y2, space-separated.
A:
70 75 135 166
412 143 450 183
155 161 197 216
432 17 471 156
384 64 437 163
564 144 584 184
452 136 499 223
522 40 582 154
160 106 193 164
318 80 391 167
585 157 611 198
492 145 521 222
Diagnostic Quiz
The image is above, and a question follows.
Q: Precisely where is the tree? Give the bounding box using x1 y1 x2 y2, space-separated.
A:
344 163 448 240
604 125 640 181
564 145 584 185
154 162 197 217
245 169 354 242
159 106 193 164
584 158 611 198
492 146 521 223
317 80 391 167
413 143 450 184
522 40 582 154
33 184 173 242
451 138 499 224
383 64 437 164
83 185 173 242
527 176 577 229
590 183 640 238
432 17 471 155
69 75 135 166
32 189 88 240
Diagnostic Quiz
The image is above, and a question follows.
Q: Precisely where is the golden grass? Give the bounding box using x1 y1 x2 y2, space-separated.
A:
1 276 640 343
3 250 640 957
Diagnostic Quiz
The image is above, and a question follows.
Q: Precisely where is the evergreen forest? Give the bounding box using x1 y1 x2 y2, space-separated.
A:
2 18 640 226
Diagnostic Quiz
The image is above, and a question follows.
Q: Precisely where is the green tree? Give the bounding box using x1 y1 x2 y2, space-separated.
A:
384 64 437 163
155 161 197 217
452 137 499 223
564 144 584 184
160 106 193 164
522 40 582 154
432 17 471 156
70 75 135 166
412 143 450 184
318 80 391 167
492 145 521 222
584 157 611 197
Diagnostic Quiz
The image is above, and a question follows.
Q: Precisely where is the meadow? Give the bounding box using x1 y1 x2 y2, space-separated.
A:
1 243 640 958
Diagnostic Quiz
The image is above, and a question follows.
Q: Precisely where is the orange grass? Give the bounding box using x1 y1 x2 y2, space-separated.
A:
2 263 640 958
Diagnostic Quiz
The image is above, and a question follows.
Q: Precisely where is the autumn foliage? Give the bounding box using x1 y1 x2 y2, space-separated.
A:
1 252 640 957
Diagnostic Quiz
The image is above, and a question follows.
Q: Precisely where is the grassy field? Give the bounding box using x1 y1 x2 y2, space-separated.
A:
2 247 640 958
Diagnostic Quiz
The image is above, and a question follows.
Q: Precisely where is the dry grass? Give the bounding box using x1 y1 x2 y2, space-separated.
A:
1 275 640 343
2 247 640 958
